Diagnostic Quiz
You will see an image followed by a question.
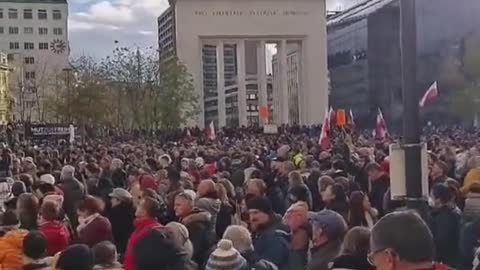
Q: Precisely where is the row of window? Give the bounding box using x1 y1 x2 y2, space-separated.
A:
0 26 63 35
9 42 49 50
0 8 62 20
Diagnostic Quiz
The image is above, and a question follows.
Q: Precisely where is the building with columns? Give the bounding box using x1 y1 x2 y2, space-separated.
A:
164 0 328 128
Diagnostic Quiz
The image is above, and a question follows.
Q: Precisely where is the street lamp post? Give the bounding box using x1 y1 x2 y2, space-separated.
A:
400 0 425 212
62 67 73 124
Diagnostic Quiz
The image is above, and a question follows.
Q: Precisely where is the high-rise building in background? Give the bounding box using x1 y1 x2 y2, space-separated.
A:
327 0 480 127
0 0 70 122
0 52 13 124
158 3 275 128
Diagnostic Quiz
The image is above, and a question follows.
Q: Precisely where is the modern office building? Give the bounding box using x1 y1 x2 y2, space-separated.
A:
0 52 13 124
161 0 328 128
327 0 480 128
158 6 176 63
0 0 70 122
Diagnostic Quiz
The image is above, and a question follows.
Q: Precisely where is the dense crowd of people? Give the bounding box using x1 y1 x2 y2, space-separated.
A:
0 125 479 270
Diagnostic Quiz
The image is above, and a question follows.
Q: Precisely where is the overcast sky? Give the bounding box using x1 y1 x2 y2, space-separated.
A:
69 0 362 58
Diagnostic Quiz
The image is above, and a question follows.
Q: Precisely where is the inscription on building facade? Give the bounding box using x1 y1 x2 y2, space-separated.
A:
194 10 309 17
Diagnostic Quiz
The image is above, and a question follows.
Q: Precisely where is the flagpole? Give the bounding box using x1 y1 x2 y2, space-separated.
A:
400 0 426 215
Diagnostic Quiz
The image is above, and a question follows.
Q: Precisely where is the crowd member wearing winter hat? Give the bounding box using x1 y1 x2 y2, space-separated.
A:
106 188 135 258
246 196 289 269
308 209 347 270
222 225 278 270
330 227 374 270
196 179 221 228
76 196 113 247
22 231 53 270
92 241 123 270
166 222 194 260
175 191 217 269
38 201 70 256
56 244 94 270
206 239 247 270
283 202 310 270
134 226 197 270
429 183 461 268
124 197 163 270
369 211 436 270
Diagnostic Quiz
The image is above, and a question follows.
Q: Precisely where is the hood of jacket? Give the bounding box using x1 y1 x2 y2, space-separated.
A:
196 197 220 215
181 209 212 226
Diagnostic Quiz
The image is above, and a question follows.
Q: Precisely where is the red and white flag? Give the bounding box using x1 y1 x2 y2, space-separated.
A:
319 108 331 150
329 107 336 125
419 81 439 108
349 109 355 126
375 109 388 140
207 121 216 141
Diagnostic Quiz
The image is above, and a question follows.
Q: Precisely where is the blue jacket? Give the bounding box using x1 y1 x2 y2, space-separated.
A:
253 221 290 270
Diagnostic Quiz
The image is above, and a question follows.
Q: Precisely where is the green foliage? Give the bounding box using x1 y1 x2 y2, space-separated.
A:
47 47 199 129
449 36 480 121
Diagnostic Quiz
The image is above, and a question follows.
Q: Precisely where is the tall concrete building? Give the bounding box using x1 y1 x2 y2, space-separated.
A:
160 0 328 128
0 0 70 122
158 6 176 63
0 52 13 124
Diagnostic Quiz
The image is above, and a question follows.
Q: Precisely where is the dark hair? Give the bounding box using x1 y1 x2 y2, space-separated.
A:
318 175 334 192
348 191 367 228
17 174 33 192
93 241 117 266
371 211 434 263
365 162 381 172
331 183 347 203
10 182 26 198
0 210 19 226
40 201 61 221
341 227 371 256
434 160 449 176
23 231 47 260
18 193 39 230
34 183 55 195
140 197 161 218
77 196 103 215
431 183 452 204
86 163 101 175
56 244 94 270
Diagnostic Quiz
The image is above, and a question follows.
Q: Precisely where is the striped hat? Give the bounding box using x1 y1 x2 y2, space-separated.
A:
206 239 246 270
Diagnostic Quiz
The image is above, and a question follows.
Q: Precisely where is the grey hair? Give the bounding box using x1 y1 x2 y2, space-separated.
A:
223 225 253 253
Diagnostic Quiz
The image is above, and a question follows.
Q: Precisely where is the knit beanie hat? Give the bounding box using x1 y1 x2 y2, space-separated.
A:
222 225 253 253
206 239 247 270
246 196 273 215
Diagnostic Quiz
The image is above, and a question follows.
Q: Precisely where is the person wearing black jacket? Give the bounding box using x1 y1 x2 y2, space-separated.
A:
366 163 389 217
107 188 135 261
429 183 461 268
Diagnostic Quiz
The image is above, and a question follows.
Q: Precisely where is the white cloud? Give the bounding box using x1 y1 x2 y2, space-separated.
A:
138 30 154 36
69 0 170 57
86 1 134 24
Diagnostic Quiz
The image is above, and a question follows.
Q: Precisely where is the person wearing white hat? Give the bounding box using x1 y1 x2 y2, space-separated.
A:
39 174 55 186
206 239 247 270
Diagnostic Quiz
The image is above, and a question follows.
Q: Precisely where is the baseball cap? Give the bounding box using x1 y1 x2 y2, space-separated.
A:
39 174 55 185
25 157 34 163
109 188 133 202
309 210 347 241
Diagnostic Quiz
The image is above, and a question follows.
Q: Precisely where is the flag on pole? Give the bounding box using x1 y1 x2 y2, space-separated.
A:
349 109 355 127
419 81 439 108
375 109 388 140
186 128 191 137
319 108 331 150
207 121 216 141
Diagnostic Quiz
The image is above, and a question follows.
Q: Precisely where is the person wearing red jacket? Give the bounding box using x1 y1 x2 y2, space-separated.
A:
38 200 70 256
124 196 163 270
